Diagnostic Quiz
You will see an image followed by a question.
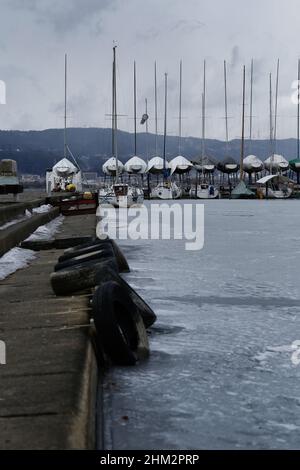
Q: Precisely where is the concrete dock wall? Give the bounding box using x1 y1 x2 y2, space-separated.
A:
0 207 60 257
0 214 98 449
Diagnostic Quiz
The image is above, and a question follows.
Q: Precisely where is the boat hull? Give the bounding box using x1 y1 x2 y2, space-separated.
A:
259 187 293 199
152 183 182 200
190 186 219 199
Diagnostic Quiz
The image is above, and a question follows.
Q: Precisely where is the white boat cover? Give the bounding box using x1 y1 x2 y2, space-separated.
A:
169 156 193 175
53 158 77 176
102 157 124 175
147 156 169 172
124 156 147 174
264 154 289 169
257 174 293 184
243 154 263 168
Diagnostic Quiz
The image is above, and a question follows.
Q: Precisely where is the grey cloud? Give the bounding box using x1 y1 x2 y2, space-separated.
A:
7 0 116 34
1 0 300 139
229 46 240 69
137 18 204 42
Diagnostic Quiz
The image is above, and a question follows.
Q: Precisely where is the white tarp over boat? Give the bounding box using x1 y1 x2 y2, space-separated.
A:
102 157 124 176
256 174 293 199
264 154 289 172
192 155 216 172
52 158 77 177
46 158 82 192
257 174 293 185
243 155 263 173
147 156 170 174
169 156 193 175
124 156 147 174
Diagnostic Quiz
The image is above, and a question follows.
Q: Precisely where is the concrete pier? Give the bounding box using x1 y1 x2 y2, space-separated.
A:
0 213 98 449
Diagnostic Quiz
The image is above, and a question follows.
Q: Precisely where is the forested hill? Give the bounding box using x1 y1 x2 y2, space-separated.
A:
0 127 297 175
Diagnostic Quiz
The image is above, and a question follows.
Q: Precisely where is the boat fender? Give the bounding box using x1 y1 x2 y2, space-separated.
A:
54 246 114 272
50 258 118 296
61 238 130 273
58 241 114 263
93 265 157 328
92 281 149 365
63 237 110 255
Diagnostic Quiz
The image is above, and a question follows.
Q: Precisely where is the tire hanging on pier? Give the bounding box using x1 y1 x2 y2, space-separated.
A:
54 246 114 272
62 238 130 273
50 258 119 296
93 264 157 328
92 281 149 365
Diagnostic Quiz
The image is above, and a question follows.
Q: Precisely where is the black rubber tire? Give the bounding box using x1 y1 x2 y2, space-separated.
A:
109 240 130 273
58 241 112 263
63 237 110 255
54 246 114 272
50 258 119 296
93 265 157 328
92 281 138 365
62 238 130 273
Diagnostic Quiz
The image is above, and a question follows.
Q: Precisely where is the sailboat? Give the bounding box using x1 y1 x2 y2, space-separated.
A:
124 61 147 176
289 59 300 184
264 61 289 174
152 70 181 199
147 62 170 175
99 48 143 207
191 60 218 199
46 54 82 194
168 61 193 181
258 67 292 198
243 60 263 179
231 65 255 199
217 60 239 178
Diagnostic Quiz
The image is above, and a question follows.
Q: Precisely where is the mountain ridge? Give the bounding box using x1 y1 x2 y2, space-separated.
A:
0 128 298 175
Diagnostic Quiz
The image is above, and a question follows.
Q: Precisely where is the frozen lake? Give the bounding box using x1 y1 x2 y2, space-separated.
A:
98 199 300 450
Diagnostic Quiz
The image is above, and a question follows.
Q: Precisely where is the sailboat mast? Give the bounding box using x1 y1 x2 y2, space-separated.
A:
113 46 119 183
269 72 274 174
201 60 206 162
298 59 300 160
224 60 229 154
178 60 182 154
249 59 253 146
145 98 149 161
134 60 137 155
111 53 115 157
240 65 246 181
154 61 158 155
64 54 67 159
163 73 168 172
274 58 280 150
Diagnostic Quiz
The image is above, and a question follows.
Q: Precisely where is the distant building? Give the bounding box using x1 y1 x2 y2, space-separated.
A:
21 174 43 182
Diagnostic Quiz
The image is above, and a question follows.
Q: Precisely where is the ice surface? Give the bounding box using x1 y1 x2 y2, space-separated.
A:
100 200 300 450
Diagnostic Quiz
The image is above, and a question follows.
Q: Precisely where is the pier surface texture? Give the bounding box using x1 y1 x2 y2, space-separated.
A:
0 213 98 449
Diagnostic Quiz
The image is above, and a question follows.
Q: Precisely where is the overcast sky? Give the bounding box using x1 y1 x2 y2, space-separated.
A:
0 0 300 141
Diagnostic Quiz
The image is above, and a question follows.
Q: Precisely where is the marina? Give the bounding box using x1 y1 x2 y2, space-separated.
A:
1 0 300 459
